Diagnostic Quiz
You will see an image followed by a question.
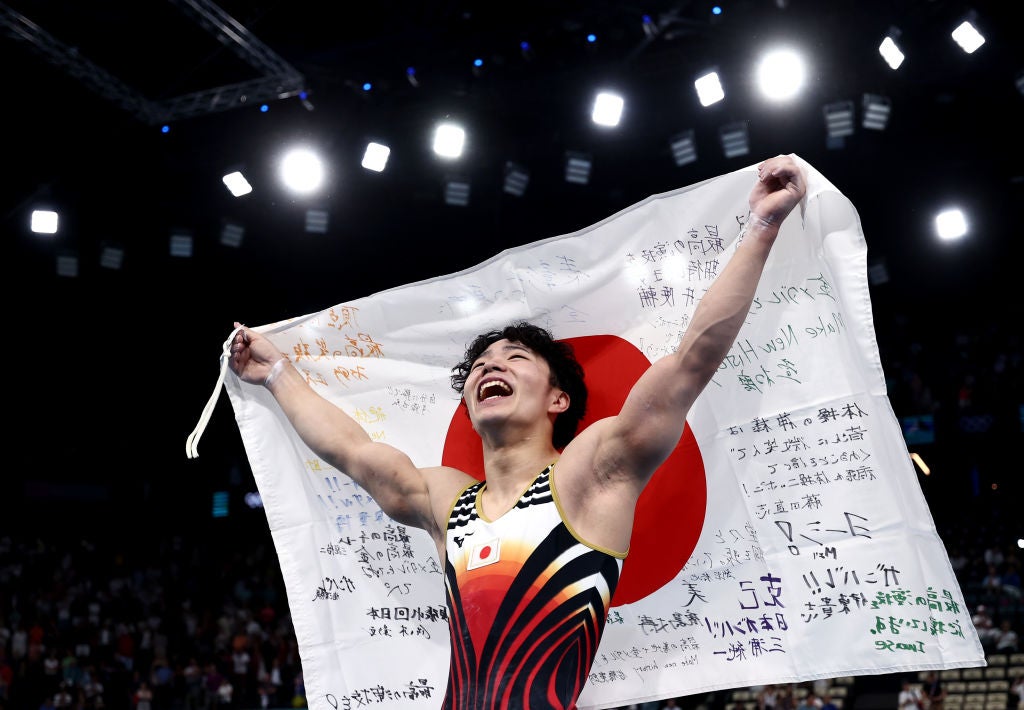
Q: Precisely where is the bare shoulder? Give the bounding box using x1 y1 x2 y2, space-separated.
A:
420 465 479 525
421 465 478 492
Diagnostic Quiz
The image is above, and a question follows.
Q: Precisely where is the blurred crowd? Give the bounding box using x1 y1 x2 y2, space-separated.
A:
0 532 306 710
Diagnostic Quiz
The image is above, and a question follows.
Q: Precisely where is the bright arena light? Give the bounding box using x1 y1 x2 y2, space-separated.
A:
433 122 466 159
879 36 905 70
694 71 725 107
756 48 806 102
951 20 985 54
279 147 325 194
592 91 624 127
935 208 968 241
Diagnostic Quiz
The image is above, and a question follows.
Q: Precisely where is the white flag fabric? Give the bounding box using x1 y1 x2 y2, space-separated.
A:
216 155 984 710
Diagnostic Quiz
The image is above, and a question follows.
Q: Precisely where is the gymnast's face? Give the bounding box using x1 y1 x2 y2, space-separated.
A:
463 339 567 435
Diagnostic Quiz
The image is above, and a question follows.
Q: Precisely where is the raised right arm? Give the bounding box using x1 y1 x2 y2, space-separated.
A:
228 323 443 537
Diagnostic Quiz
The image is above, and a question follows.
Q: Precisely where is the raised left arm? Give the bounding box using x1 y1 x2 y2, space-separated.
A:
597 154 808 485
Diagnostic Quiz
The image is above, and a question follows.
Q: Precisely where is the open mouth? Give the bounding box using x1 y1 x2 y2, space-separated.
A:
478 379 512 402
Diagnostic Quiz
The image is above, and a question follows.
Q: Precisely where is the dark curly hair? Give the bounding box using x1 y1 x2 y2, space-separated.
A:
451 321 588 449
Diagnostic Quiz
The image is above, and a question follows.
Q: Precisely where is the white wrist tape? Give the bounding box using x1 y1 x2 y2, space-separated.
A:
263 358 289 388
738 212 775 243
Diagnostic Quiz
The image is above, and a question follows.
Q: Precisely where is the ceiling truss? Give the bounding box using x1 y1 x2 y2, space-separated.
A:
0 0 305 125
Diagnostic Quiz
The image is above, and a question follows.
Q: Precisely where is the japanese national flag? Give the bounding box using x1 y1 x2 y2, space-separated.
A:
214 155 985 710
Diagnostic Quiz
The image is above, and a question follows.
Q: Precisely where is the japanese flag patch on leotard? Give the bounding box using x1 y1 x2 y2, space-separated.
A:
467 538 501 570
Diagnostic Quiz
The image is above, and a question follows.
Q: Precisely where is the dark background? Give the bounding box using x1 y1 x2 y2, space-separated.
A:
2 0 1021 538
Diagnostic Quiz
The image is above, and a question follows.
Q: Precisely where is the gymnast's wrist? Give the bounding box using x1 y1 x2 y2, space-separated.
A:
738 211 779 244
263 358 290 389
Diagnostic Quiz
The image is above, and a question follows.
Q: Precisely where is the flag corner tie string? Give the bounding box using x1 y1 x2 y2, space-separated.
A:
186 325 244 459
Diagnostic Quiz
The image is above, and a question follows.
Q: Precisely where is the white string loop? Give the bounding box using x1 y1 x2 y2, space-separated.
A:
185 325 243 459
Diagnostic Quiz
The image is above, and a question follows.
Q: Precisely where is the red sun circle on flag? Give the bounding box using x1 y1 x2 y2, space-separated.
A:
441 333 707 607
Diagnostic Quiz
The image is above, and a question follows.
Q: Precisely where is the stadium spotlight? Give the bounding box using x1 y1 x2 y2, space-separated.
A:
564 152 592 185
305 209 329 234
935 208 967 241
879 27 906 69
755 48 806 101
433 122 466 159
99 244 124 270
31 209 59 234
220 223 245 248
503 162 530 197
719 122 750 158
669 130 698 166
694 71 725 107
222 170 252 197
444 178 471 206
951 17 985 54
362 142 391 172
280 147 325 194
592 91 624 127
823 100 855 148
56 252 78 278
862 93 892 131
169 231 193 258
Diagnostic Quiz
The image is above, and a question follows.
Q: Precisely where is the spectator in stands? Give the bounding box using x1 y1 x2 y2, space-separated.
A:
290 670 305 709
923 671 945 710
982 564 1005 600
182 657 204 709
81 669 104 710
796 689 823 710
1003 560 1023 598
203 662 225 707
215 676 234 709
996 619 1020 653
983 564 1004 591
984 544 1006 569
0 648 12 706
776 685 797 710
820 693 839 710
133 680 154 710
972 605 1001 650
757 684 779 709
52 682 73 710
898 679 924 710
1011 670 1024 710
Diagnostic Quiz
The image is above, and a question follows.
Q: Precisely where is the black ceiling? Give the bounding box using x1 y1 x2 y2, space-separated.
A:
3 0 1022 528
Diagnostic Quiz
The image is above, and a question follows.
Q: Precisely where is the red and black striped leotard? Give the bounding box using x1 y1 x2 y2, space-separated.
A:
443 463 625 710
